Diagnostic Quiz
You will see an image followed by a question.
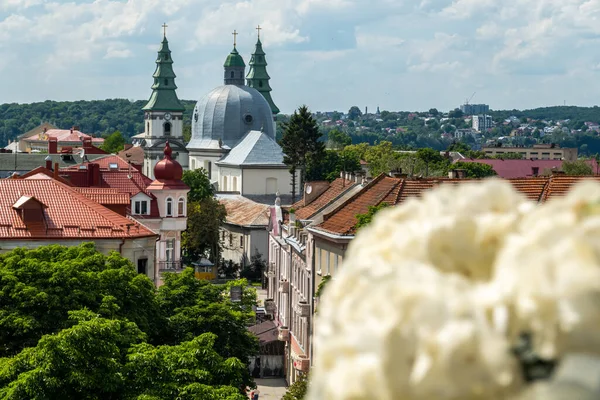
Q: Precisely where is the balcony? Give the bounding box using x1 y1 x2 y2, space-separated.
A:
293 354 310 372
158 261 183 273
298 301 310 317
278 326 290 341
279 280 290 294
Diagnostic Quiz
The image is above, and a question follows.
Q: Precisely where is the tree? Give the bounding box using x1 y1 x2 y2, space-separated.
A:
448 108 464 118
182 198 226 263
416 147 444 176
364 141 400 176
348 106 362 120
280 105 326 200
182 168 214 202
240 253 265 282
355 203 389 231
493 152 524 160
452 161 497 178
562 160 593 175
182 124 192 143
101 130 126 153
0 244 258 399
282 373 309 400
428 108 439 116
327 129 352 149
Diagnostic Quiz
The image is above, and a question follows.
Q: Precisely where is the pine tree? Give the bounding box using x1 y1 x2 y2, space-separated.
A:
280 105 325 201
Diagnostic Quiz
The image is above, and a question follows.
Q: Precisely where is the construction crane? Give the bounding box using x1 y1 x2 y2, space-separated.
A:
465 92 476 106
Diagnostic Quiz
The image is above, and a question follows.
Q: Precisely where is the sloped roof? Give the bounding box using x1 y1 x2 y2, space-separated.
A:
458 159 563 178
293 178 357 221
542 175 600 201
0 179 155 240
0 153 107 178
247 320 279 344
218 195 270 227
217 130 285 167
73 188 131 205
19 166 73 186
117 145 145 165
23 129 104 144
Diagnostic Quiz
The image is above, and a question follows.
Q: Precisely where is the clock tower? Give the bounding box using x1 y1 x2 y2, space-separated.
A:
139 24 189 179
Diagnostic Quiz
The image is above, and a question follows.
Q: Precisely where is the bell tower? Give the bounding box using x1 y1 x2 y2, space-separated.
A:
224 30 246 85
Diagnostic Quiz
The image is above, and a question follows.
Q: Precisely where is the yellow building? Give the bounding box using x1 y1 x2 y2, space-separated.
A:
193 259 217 280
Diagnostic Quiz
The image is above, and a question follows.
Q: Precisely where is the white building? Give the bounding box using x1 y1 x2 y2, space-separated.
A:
473 114 493 132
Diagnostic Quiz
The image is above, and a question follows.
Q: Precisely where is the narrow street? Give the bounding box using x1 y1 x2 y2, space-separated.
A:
254 378 287 399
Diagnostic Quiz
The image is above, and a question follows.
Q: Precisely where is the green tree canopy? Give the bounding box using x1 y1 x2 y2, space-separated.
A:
452 161 497 178
182 198 227 263
364 141 401 176
101 130 126 153
562 160 593 175
182 168 214 202
327 129 352 149
348 106 362 120
0 244 258 399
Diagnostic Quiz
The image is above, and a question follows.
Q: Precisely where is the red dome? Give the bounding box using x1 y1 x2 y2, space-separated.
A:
153 141 183 181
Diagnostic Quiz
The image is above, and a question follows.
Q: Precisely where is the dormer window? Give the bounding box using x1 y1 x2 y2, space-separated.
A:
133 200 149 215
109 163 118 170
177 197 185 216
166 197 173 216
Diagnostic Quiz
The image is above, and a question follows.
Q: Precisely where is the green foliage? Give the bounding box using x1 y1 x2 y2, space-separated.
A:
562 160 593 175
416 147 445 176
355 203 389 230
182 168 214 202
305 148 361 182
182 124 192 143
0 243 161 357
0 244 258 399
327 129 352 149
101 130 126 153
182 198 226 263
315 275 332 298
348 106 362 120
493 152 524 160
452 161 498 178
364 141 401 176
282 373 309 400
240 253 265 282
280 105 326 185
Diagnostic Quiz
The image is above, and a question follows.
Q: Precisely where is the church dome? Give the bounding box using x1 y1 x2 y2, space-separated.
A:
187 85 275 150
154 141 183 181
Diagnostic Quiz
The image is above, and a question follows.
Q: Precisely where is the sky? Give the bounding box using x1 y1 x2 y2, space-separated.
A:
1 0 600 114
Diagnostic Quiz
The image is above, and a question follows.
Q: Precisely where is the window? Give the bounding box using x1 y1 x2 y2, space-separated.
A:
240 235 244 248
191 159 195 169
223 176 228 191
259 80 263 88
164 122 171 136
229 233 233 247
146 122 149 132
208 161 212 179
178 197 185 216
196 265 212 273
240 71 243 78
133 200 148 215
166 198 173 216
166 239 174 262
230 71 234 79
137 259 148 275
164 78 168 86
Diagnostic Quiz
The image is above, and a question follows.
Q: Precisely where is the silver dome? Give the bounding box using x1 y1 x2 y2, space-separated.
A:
187 85 275 150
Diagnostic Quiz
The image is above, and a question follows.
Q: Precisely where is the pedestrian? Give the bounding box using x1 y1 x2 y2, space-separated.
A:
252 388 260 400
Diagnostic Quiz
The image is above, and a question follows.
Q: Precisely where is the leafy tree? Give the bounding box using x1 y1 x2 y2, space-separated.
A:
182 198 226 263
562 160 593 175
447 141 471 154
182 124 192 143
327 129 352 149
182 168 214 202
428 108 439 116
348 106 362 120
355 203 389 230
343 143 369 161
416 147 444 176
305 149 361 182
452 161 497 178
282 373 309 400
101 130 126 153
240 253 265 282
0 243 161 357
448 108 464 118
0 244 258 399
364 141 400 176
493 152 524 160
280 105 326 200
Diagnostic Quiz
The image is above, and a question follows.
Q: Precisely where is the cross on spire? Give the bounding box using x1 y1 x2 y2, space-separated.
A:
232 30 238 46
162 23 168 37
256 25 262 39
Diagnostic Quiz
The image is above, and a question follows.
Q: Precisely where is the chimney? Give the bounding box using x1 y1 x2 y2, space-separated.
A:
354 172 362 183
88 163 100 186
532 167 539 177
72 126 80 132
53 162 59 179
340 171 344 179
82 137 92 149
48 137 58 154
45 156 52 170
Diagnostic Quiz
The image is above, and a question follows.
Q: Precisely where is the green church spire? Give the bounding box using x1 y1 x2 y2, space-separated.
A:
246 26 279 115
224 30 246 85
143 25 185 112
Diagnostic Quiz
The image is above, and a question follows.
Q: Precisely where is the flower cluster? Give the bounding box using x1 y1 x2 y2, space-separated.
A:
308 179 600 400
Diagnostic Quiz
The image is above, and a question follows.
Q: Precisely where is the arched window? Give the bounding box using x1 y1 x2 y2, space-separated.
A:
178 197 185 216
232 176 238 192
240 71 243 78
166 197 173 216
230 71 234 79
146 122 149 132
164 122 171 136
259 80 263 88
164 78 168 86
222 176 228 191
191 158 195 169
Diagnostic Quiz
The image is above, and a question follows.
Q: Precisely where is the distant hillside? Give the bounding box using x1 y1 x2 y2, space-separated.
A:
490 106 600 123
0 99 197 145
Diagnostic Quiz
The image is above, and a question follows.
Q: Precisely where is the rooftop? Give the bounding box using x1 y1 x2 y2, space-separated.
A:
218 195 270 227
0 179 155 240
292 178 357 221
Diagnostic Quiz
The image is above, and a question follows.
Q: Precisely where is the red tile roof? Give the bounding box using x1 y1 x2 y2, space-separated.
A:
0 179 155 240
293 178 356 220
18 166 73 186
73 188 131 205
542 175 600 201
24 129 104 144
117 146 145 165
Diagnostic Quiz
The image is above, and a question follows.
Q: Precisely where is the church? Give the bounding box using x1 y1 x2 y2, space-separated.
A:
135 26 297 199
135 26 297 268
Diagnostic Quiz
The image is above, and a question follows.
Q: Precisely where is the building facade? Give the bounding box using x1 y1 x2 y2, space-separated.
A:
472 114 493 132
482 144 578 161
460 103 490 115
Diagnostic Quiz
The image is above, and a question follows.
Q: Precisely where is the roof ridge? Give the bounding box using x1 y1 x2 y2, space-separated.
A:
321 173 387 223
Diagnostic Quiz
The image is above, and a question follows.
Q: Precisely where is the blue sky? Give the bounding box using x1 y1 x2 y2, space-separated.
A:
2 0 600 113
